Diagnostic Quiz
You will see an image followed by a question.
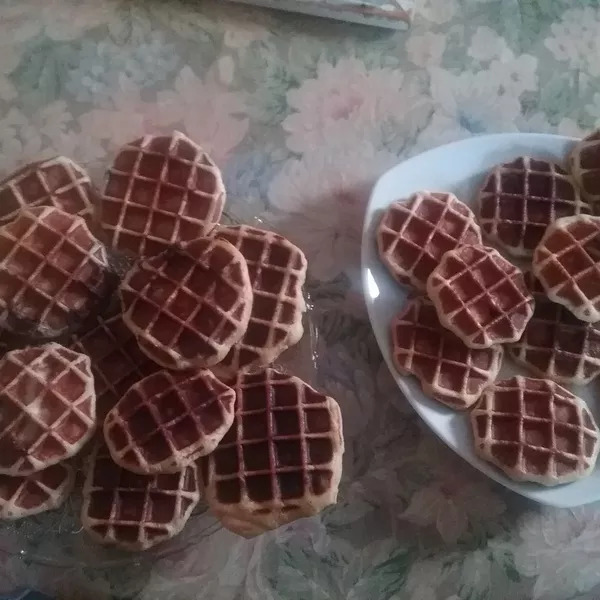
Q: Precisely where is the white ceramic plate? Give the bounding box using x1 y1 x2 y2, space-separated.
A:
361 133 600 508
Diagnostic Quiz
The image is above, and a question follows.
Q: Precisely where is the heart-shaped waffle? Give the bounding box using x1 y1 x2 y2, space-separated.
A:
120 237 252 370
471 376 600 485
569 130 600 203
101 131 225 257
0 343 96 475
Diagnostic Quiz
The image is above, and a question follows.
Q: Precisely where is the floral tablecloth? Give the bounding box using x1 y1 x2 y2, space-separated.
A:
1 0 600 598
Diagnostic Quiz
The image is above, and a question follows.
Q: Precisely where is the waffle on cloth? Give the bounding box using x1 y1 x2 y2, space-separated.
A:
0 157 95 225
104 370 235 474
213 225 307 378
0 463 74 520
0 206 115 338
377 191 482 290
120 237 252 369
0 343 96 475
81 443 200 551
477 156 589 257
569 130 600 203
533 215 600 323
201 369 344 538
427 244 534 349
101 131 225 257
507 272 600 385
391 296 503 409
471 376 600 485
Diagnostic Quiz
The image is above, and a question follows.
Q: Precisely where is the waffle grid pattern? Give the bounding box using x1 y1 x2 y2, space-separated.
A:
377 191 482 289
392 297 503 409
569 130 600 203
215 225 307 376
471 376 600 485
101 132 224 256
478 157 588 257
104 370 235 474
0 344 96 475
121 237 252 369
427 245 534 349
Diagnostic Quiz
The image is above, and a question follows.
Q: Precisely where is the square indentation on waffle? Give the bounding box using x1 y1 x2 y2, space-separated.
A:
377 191 482 289
569 130 600 203
104 369 235 474
214 225 308 376
81 443 200 551
391 296 503 409
101 132 225 257
478 157 589 257
0 344 96 475
471 376 600 485
427 244 534 349
201 369 344 537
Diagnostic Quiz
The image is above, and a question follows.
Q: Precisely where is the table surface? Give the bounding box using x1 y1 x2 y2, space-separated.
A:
1 0 599 599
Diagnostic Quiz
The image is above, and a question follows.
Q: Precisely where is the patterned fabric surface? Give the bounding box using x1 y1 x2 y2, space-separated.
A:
1 0 600 599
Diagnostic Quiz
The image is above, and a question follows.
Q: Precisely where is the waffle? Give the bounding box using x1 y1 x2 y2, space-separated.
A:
0 343 96 475
121 237 252 370
104 370 235 474
0 463 74 520
392 296 503 409
201 369 344 538
0 157 95 225
81 443 200 551
569 130 600 203
377 191 482 290
213 225 308 377
471 376 600 485
0 206 116 338
478 157 588 257
533 215 600 323
427 244 534 349
101 131 225 257
69 313 159 421
507 272 600 385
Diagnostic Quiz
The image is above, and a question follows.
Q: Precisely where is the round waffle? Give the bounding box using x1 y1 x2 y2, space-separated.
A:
427 244 534 349
213 225 308 378
0 206 116 338
507 272 600 385
0 463 74 520
569 130 600 203
477 157 589 257
0 157 95 225
201 368 344 538
377 191 482 290
471 376 600 486
533 215 600 323
69 312 159 421
120 237 252 370
81 443 200 551
0 343 96 475
104 370 235 474
101 131 225 257
392 296 503 410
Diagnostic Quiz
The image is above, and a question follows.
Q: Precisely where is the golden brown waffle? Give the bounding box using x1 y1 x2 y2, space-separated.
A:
471 376 600 485
0 206 116 338
201 369 344 537
214 225 307 378
377 191 482 290
0 343 96 475
427 244 534 349
104 370 235 474
0 463 74 520
120 237 252 369
81 443 200 551
101 131 225 257
533 215 600 323
391 296 503 409
569 130 600 203
478 157 588 257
